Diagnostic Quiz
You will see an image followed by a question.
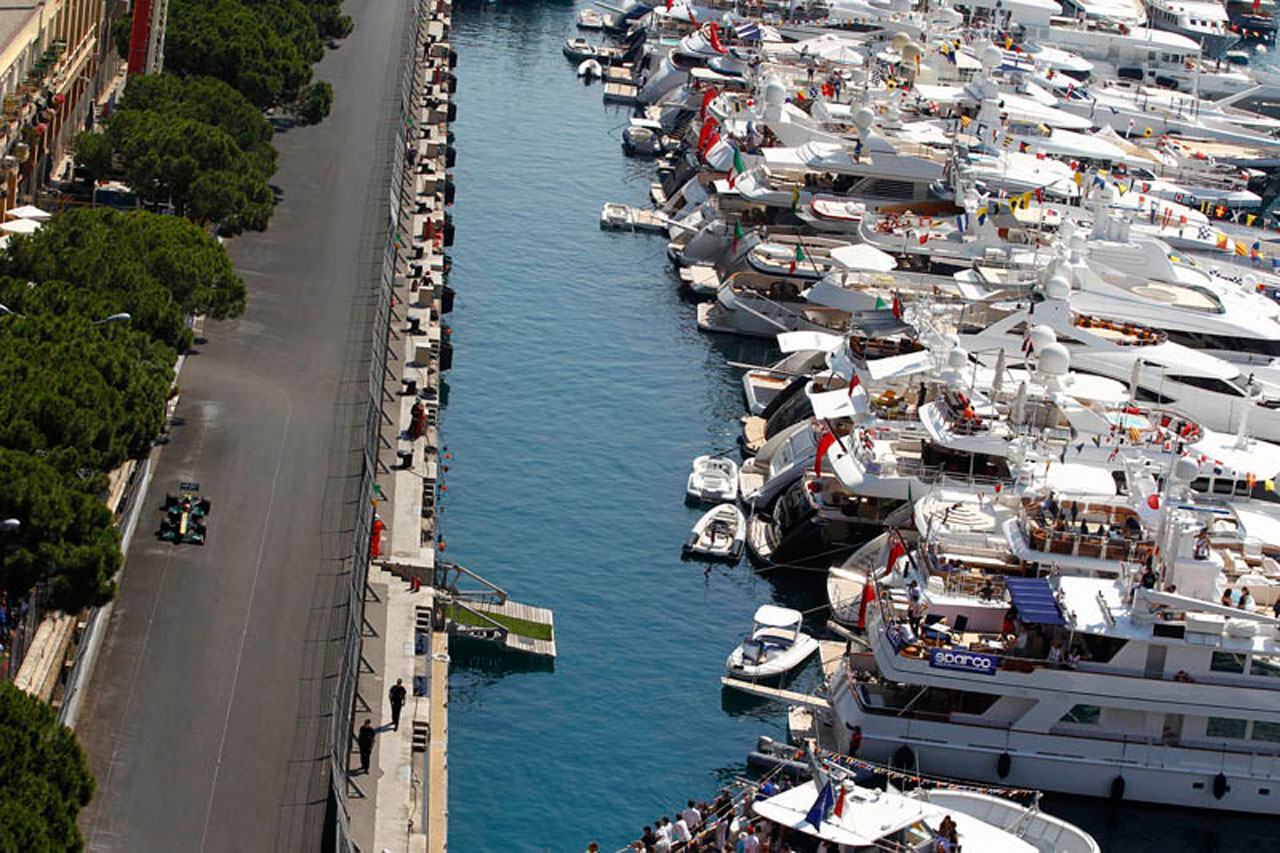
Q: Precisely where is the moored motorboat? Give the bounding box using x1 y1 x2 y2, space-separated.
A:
752 769 1099 853
576 58 602 79
687 454 739 503
562 37 597 61
599 202 633 230
575 7 603 29
684 503 746 562
724 605 819 679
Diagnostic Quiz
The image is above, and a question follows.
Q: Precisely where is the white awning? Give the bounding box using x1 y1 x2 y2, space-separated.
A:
6 205 50 221
830 243 897 272
1 218 42 234
777 331 844 353
866 350 932 381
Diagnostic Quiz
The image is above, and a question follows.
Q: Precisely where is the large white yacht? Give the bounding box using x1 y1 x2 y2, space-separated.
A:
822 467 1280 813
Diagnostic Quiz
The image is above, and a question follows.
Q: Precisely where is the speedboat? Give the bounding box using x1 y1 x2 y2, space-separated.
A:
599 202 632 230
724 605 818 679
687 454 739 504
751 769 1099 853
621 120 662 157
562 38 597 61
683 503 746 562
575 7 603 29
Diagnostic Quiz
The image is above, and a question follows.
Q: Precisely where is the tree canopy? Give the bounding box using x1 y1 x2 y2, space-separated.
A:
0 449 120 612
0 208 247 349
72 74 276 234
0 683 96 851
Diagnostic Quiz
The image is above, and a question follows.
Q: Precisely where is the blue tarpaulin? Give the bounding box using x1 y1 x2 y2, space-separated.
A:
1005 577 1065 626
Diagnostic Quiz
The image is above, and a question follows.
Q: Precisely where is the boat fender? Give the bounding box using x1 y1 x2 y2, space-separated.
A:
1213 772 1229 800
892 745 914 770
1110 775 1125 801
446 102 457 123
996 751 1012 779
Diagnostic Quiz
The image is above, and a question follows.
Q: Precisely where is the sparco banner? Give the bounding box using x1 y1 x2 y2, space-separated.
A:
929 648 1000 675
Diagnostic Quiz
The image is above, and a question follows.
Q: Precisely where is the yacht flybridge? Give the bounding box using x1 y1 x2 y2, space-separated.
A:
824 467 1280 812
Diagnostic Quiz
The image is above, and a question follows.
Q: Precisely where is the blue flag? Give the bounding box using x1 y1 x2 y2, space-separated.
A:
804 780 835 828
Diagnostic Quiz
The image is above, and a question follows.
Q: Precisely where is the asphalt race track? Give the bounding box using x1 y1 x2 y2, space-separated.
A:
75 1 407 848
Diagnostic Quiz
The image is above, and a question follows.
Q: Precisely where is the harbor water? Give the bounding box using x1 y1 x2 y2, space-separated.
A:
441 1 1280 849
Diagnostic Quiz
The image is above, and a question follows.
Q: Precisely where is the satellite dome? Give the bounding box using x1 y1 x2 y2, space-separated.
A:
982 44 1003 70
1045 275 1071 301
902 42 923 64
892 32 910 52
1059 219 1076 241
1029 324 1056 352
1173 455 1200 483
947 346 969 371
854 106 875 130
1038 342 1069 376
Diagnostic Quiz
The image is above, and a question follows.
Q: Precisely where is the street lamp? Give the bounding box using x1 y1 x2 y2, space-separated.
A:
0 518 19 531
0 303 23 319
92 312 131 326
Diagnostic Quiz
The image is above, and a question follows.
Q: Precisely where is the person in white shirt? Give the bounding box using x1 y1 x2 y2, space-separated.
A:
672 816 691 844
681 800 702 831
655 817 671 845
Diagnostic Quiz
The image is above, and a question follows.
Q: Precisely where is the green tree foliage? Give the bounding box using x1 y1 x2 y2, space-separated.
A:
296 80 333 125
0 310 173 478
0 682 96 851
0 208 247 347
79 74 277 233
0 450 120 611
165 0 314 110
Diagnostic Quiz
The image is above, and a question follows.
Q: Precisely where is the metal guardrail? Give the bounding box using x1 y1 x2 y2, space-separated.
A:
330 2 431 849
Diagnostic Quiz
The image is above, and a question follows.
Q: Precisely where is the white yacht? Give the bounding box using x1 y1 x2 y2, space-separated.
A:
954 275 1280 442
823 473 1280 813
1143 0 1240 57
751 766 1100 853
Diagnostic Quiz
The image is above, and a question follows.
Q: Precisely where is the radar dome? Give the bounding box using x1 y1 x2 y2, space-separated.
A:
854 107 875 130
1028 325 1056 352
1038 342 1069 376
1059 219 1076 241
902 42 923 64
1045 276 1071 301
892 32 909 52
982 45 1003 71
763 74 786 105
947 346 969 371
1173 455 1200 483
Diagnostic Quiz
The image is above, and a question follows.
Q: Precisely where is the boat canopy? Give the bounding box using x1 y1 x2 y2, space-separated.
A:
753 604 804 628
1005 576 1066 625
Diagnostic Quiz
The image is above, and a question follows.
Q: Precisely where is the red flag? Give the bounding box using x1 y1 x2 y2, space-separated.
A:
856 580 875 630
891 293 903 319
847 372 860 398
885 535 905 571
707 22 728 53
814 429 838 477
700 87 719 121
1035 187 1043 204
698 117 719 153
833 786 846 817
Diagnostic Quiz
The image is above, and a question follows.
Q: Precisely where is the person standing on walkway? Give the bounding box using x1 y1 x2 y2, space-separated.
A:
389 678 408 730
357 719 376 774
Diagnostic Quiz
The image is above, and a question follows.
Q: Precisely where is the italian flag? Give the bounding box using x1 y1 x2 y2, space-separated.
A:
732 221 744 252
789 244 804 275
728 148 745 188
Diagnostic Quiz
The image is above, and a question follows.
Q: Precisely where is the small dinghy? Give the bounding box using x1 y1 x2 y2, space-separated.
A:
577 58 603 79
599 202 632 230
684 503 746 562
621 119 663 156
563 37 598 61
686 454 739 504
576 8 604 28
725 605 819 679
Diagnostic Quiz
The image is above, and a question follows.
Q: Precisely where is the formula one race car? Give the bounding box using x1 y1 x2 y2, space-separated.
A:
158 482 210 545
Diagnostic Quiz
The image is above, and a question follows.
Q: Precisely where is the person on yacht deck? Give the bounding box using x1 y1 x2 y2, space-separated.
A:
1222 589 1236 607
1194 528 1211 560
1239 588 1256 611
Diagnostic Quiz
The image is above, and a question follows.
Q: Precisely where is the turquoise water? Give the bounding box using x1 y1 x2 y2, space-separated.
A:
441 3 1279 850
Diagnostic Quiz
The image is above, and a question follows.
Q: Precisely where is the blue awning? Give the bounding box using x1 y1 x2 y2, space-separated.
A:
1004 577 1065 626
